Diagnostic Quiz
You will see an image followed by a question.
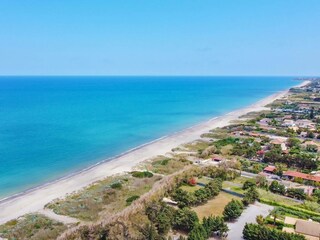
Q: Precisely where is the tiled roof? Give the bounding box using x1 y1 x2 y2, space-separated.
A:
295 220 320 237
264 166 276 172
283 171 320 182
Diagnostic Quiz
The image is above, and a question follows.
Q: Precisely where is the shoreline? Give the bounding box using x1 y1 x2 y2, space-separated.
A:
0 80 310 224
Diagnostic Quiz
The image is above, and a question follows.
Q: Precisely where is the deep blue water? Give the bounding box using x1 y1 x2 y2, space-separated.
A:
0 76 296 198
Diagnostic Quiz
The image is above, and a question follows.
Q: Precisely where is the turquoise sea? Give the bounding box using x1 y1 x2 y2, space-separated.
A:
0 76 296 198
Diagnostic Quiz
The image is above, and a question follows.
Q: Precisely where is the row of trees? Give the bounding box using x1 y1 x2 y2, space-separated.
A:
145 202 228 240
269 180 307 200
172 178 222 208
188 216 228 240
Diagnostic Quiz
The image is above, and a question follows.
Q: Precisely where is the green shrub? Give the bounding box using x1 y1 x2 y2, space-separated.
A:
126 195 140 205
110 182 122 189
146 202 176 235
187 223 207 240
132 171 154 178
173 208 199 232
242 187 259 206
223 199 244 221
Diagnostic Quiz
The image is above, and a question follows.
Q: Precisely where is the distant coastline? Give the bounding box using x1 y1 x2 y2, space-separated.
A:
0 79 310 224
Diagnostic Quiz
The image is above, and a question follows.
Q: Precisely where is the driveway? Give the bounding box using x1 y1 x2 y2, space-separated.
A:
226 202 273 240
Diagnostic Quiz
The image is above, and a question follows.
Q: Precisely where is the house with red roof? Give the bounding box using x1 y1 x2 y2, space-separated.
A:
263 165 276 174
283 170 320 184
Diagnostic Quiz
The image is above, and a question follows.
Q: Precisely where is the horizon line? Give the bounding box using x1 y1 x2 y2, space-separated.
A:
0 75 317 78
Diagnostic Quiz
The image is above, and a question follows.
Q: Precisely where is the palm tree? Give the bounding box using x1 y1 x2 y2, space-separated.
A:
256 215 264 225
270 208 280 226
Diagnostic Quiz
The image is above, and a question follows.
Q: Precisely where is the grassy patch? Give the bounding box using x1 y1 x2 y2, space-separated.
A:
197 177 211 185
222 182 245 194
146 155 191 175
180 184 202 193
183 140 210 151
192 192 240 220
232 176 250 185
258 189 300 206
0 214 66 240
220 144 233 155
46 175 162 221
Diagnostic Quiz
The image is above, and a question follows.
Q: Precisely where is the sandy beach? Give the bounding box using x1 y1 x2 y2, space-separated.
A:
0 80 310 224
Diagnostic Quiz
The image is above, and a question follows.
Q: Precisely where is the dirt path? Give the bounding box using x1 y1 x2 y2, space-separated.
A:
38 209 80 225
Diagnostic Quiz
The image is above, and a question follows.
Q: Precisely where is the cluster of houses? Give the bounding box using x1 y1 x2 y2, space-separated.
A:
259 115 317 133
262 165 320 195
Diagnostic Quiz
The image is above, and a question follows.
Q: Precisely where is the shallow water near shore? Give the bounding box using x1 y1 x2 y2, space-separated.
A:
0 76 295 198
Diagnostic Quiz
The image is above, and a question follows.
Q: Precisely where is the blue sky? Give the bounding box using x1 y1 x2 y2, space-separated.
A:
0 1 319 76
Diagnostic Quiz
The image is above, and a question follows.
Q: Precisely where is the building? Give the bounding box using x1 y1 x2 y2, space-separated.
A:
295 119 316 130
283 217 320 240
283 170 320 184
295 219 320 240
282 119 295 127
263 165 276 174
259 118 271 126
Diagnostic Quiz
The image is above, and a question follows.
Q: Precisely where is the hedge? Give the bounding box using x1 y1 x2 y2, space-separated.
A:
243 223 306 240
259 198 320 218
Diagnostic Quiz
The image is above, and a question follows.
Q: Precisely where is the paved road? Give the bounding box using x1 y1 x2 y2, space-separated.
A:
226 202 273 240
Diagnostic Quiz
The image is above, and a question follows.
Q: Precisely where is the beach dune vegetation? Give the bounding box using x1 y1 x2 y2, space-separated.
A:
0 214 66 240
131 171 154 178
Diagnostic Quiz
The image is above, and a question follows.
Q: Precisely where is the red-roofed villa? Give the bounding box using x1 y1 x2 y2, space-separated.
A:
283 171 320 184
263 166 276 174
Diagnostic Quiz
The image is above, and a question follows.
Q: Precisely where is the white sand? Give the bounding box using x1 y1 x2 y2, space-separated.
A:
0 81 310 224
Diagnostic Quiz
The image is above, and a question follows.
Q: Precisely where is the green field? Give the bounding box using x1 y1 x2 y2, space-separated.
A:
192 192 240 220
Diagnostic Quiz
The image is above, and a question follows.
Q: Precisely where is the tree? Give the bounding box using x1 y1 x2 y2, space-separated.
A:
287 138 301 148
202 216 228 237
269 180 285 195
146 202 175 235
187 224 207 240
312 189 320 203
256 215 264 225
218 223 229 238
242 180 255 190
306 144 318 153
255 175 268 189
172 189 196 208
275 163 287 177
139 223 160 240
252 163 263 174
286 188 306 200
310 107 315 119
270 208 280 226
193 188 210 205
307 131 315 138
173 208 199 232
223 199 244 221
242 187 259 206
